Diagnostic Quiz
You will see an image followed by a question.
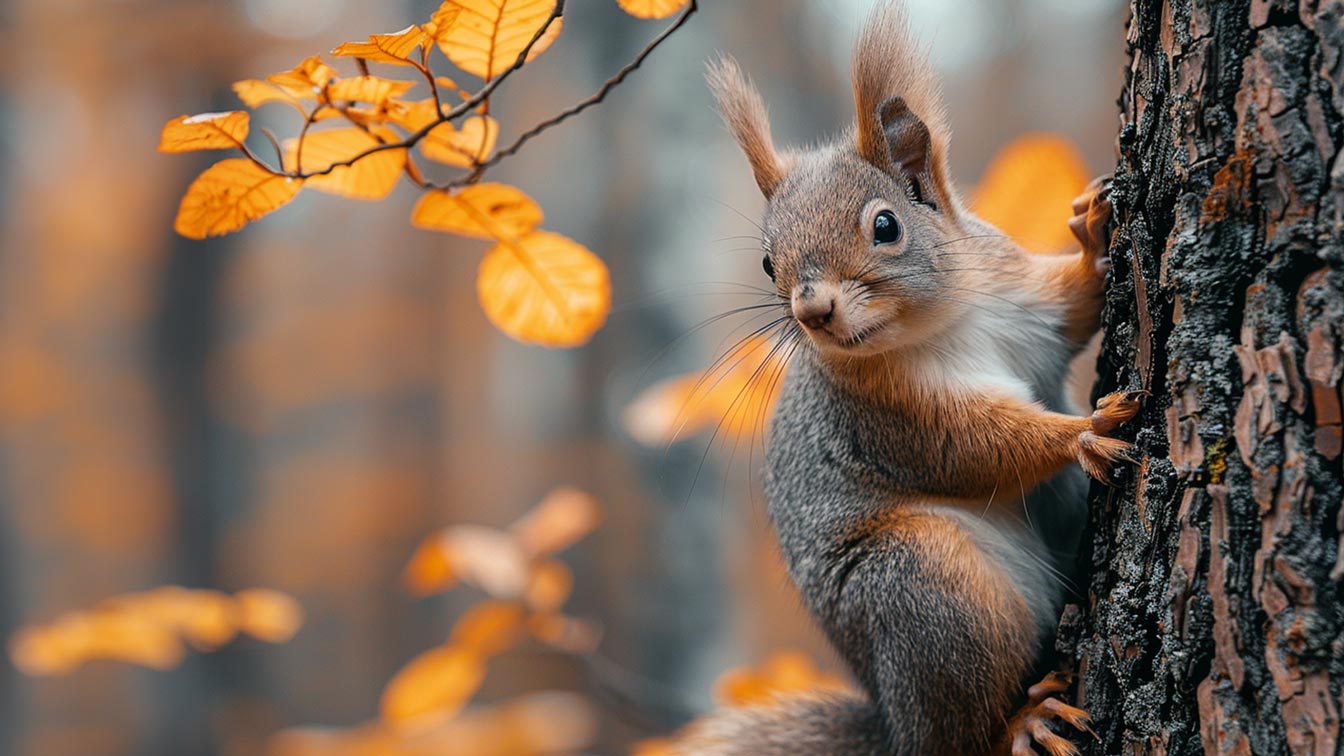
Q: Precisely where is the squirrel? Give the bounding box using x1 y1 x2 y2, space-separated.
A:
666 2 1143 755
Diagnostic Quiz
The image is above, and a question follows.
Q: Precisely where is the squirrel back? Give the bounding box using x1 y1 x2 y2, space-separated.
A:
668 1 1141 754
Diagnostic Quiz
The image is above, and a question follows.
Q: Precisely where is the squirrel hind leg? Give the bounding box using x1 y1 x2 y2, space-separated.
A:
997 672 1094 756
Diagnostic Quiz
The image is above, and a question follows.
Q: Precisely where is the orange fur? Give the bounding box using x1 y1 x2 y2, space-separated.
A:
706 56 788 197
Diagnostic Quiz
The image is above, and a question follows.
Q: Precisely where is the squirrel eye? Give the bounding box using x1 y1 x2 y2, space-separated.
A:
762 255 776 281
873 210 902 245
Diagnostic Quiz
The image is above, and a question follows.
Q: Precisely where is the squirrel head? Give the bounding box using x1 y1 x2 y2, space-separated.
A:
709 1 985 359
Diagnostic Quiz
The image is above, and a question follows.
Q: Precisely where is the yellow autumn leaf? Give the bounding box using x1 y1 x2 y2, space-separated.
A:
509 486 601 557
326 75 417 105
130 587 236 650
380 645 487 728
174 158 303 239
623 335 789 446
267 55 337 100
234 588 305 643
523 560 573 613
617 0 688 18
449 601 526 656
402 525 530 598
410 182 542 239
158 111 249 153
971 133 1090 254
422 116 498 167
232 79 303 110
332 25 429 66
287 127 406 201
714 650 848 708
527 613 601 654
433 0 563 80
478 231 610 347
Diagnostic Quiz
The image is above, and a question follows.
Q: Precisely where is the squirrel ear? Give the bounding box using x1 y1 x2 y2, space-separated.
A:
872 96 943 209
707 56 788 198
852 0 958 213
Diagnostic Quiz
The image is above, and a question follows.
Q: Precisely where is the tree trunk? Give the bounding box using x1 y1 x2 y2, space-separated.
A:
1065 1 1344 754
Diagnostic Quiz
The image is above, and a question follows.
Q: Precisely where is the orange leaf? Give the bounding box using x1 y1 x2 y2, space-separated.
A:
158 111 249 153
326 75 417 105
478 231 610 347
714 650 847 707
173 158 302 239
432 0 562 80
970 134 1090 254
286 127 406 200
332 25 429 66
622 335 788 446
527 613 601 654
267 55 337 100
421 116 498 167
616 0 687 18
380 645 487 729
523 560 573 612
509 486 601 557
404 525 531 598
131 587 236 650
411 182 541 239
234 588 305 643
232 79 303 111
449 601 526 655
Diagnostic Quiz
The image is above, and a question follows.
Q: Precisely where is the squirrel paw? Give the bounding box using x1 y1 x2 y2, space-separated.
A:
1068 175 1113 275
1077 390 1144 482
1004 673 1094 756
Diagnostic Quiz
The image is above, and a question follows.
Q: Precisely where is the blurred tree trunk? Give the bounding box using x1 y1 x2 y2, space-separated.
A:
1066 1 1344 754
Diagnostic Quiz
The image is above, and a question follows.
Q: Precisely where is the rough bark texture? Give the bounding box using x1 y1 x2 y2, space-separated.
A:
1060 1 1344 754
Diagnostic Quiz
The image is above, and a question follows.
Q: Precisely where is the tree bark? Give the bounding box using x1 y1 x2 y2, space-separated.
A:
1064 1 1344 754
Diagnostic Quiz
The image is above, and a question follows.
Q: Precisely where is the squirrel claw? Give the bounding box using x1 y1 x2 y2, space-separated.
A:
1069 175 1114 271
1004 672 1093 756
1091 389 1145 436
1077 390 1144 483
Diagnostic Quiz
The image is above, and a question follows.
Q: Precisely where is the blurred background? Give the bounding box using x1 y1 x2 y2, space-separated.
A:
0 0 1124 753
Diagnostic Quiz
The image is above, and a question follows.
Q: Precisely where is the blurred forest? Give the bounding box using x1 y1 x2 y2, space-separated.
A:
0 0 1124 754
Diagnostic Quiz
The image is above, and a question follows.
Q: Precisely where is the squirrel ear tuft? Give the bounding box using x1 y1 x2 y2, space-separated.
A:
852 0 958 213
707 55 787 199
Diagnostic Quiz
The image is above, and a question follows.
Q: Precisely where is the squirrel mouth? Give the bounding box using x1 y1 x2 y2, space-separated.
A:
831 319 888 348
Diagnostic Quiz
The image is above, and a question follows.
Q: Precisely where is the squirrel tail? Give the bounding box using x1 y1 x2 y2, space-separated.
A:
663 690 890 756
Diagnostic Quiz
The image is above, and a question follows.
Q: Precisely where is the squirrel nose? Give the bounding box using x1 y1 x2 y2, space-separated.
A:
792 283 836 330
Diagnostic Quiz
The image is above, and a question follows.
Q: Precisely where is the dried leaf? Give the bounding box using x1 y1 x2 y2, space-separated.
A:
287 127 406 200
421 115 498 167
527 613 601 654
132 587 236 650
232 79 303 110
173 158 302 239
971 134 1090 254
332 26 429 66
523 560 573 613
326 75 417 105
403 525 531 598
449 600 526 655
380 645 487 728
234 588 305 643
411 182 541 239
433 0 562 80
714 650 847 707
623 336 787 446
509 486 601 557
616 0 688 18
158 111 249 153
266 55 337 100
478 231 610 347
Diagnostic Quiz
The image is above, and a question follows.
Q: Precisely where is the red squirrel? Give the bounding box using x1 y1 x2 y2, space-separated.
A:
666 2 1141 754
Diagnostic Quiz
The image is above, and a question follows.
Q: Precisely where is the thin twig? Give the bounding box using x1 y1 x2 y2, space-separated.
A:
259 127 285 166
440 0 698 190
291 0 567 180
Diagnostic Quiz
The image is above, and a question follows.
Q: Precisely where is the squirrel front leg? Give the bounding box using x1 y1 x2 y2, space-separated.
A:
948 389 1141 500
1030 176 1114 346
